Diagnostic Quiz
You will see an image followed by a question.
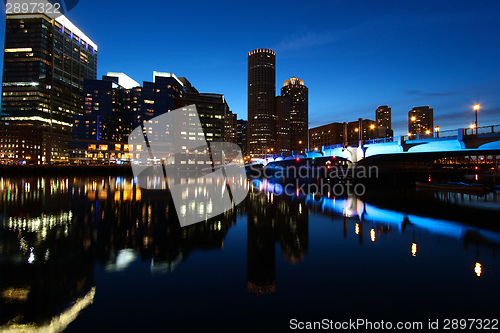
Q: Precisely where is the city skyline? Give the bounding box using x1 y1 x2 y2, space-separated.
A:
1 0 500 137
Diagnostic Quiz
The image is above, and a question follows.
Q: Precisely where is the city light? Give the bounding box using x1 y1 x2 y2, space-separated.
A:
411 243 417 257
475 262 482 277
474 104 480 134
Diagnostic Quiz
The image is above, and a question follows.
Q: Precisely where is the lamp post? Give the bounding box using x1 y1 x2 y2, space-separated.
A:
474 104 480 135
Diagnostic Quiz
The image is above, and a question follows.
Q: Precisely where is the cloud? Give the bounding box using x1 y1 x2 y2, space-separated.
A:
405 89 463 97
272 18 379 54
273 31 343 53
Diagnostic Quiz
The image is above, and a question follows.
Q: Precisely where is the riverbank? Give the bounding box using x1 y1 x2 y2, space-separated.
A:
0 164 133 176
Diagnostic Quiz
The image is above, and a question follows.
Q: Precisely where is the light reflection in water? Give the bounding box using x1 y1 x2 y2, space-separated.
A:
412 243 417 257
475 262 482 277
1 176 500 330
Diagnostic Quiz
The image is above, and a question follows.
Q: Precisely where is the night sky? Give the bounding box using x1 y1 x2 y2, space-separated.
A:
1 0 500 135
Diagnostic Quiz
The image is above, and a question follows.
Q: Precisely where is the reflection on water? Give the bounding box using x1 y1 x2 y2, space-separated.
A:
1 176 500 331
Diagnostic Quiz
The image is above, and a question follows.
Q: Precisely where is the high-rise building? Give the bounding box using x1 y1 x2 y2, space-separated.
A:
237 120 248 157
281 77 308 153
408 106 434 136
175 92 229 143
375 105 393 137
274 96 291 154
143 72 184 121
248 48 276 158
73 79 114 142
224 110 237 144
1 12 97 163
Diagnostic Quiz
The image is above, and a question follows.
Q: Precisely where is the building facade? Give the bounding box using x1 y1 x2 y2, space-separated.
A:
1 13 97 163
408 106 434 136
274 96 291 155
224 110 237 144
375 105 393 137
0 124 43 164
237 119 248 158
281 77 308 153
175 92 229 143
248 48 276 158
347 118 379 144
309 122 344 150
310 118 380 149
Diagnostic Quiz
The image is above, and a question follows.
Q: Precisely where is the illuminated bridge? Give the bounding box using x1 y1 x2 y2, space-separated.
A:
262 125 500 165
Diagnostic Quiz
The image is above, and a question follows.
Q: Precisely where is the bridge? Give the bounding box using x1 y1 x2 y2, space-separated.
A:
261 125 500 165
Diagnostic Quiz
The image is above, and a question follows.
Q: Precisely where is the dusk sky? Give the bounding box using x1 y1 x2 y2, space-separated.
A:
2 0 500 136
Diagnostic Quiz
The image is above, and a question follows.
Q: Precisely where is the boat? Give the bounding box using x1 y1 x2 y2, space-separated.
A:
415 181 488 194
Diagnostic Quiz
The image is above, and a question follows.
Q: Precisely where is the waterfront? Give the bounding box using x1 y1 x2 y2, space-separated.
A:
1 176 500 332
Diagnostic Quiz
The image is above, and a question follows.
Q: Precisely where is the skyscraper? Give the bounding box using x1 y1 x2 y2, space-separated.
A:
375 105 393 137
237 119 248 157
1 12 97 163
248 48 276 158
281 77 308 153
224 110 237 144
274 96 291 154
408 106 434 136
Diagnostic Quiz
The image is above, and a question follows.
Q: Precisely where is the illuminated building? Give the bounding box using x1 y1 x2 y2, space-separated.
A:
73 79 114 141
237 119 248 157
0 11 97 163
70 72 237 164
174 92 231 142
376 105 393 137
248 48 276 157
309 122 344 149
70 73 139 163
0 124 43 164
142 72 184 121
347 118 378 144
281 77 308 153
274 96 291 154
309 118 379 149
408 106 434 136
225 110 237 144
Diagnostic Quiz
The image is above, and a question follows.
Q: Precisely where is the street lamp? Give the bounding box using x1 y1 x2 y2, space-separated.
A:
474 104 480 135
434 126 440 138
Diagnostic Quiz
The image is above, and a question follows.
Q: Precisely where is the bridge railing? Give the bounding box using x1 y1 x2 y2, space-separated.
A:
465 124 500 136
364 137 395 144
434 129 458 139
403 129 457 141
322 143 345 150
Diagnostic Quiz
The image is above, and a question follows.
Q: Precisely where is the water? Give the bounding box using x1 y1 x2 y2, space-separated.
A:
1 176 499 332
